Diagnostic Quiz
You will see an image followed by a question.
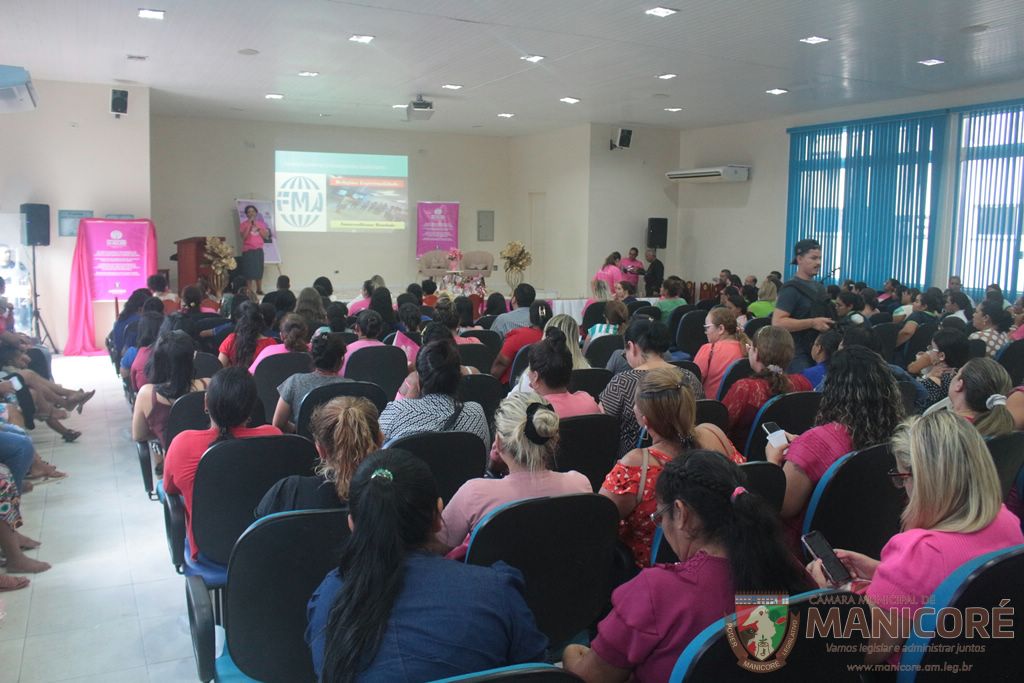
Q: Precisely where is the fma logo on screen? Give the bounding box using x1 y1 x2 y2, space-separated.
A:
276 174 326 229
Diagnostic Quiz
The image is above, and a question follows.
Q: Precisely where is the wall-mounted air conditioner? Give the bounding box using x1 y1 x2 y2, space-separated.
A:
0 65 38 113
666 165 749 183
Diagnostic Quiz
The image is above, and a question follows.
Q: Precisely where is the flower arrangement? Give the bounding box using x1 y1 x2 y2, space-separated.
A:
499 241 532 273
204 236 237 275
446 247 464 263
439 273 487 299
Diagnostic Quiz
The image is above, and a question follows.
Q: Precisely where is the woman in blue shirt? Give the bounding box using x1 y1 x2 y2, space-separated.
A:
306 449 547 682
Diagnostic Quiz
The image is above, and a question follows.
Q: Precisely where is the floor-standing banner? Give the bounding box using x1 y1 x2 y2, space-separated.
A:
416 201 459 257
66 218 158 355
235 199 281 264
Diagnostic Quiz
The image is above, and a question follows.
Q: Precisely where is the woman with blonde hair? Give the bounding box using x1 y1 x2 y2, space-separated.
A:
440 392 591 555
808 411 1024 664
257 396 382 516
510 313 590 394
948 357 1014 438
601 366 743 567
692 307 749 398
747 279 778 319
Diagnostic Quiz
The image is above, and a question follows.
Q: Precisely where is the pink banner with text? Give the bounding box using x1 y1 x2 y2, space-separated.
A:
416 201 459 257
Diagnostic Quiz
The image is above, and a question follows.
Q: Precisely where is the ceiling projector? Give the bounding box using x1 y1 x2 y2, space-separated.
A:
406 96 435 121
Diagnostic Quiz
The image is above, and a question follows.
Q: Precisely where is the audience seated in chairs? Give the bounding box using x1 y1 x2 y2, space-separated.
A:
248 313 309 373
746 279 777 319
601 367 742 568
271 329 348 433
970 299 1012 358
0 345 94 442
398 323 480 399
515 328 600 418
943 290 974 325
692 307 749 399
895 287 942 348
801 329 842 389
721 326 812 448
218 301 274 369
0 461 49 587
306 450 547 681
380 339 489 447
162 367 281 561
294 286 327 333
511 314 590 394
120 310 163 389
565 451 810 682
112 287 152 354
440 392 591 557
765 347 905 547
339 310 385 376
491 283 536 338
806 411 1024 665
583 300 628 347
258 396 381 517
906 328 969 412
491 301 553 385
132 332 211 454
432 302 481 346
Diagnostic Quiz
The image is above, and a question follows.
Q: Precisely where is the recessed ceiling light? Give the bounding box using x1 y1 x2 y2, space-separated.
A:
137 8 165 20
264 93 284 100
441 84 463 90
497 113 515 118
559 97 581 104
237 48 260 56
765 88 789 95
657 73 677 80
917 58 945 66
349 35 374 44
126 54 148 61
520 55 545 63
645 7 677 18
297 71 319 77
799 35 830 45
664 107 683 112
392 104 408 109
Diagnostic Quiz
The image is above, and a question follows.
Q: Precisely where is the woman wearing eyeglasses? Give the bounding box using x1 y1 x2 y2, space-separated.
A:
566 451 809 683
807 411 1023 664
692 307 749 399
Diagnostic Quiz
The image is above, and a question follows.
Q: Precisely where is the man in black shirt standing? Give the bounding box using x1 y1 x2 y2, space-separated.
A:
641 248 664 297
772 239 835 372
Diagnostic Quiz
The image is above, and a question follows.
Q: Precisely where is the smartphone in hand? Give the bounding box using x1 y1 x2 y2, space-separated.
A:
762 421 789 448
802 531 852 585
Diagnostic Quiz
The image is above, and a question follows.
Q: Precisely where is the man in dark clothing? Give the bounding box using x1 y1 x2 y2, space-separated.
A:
262 275 296 313
641 248 664 297
772 239 835 372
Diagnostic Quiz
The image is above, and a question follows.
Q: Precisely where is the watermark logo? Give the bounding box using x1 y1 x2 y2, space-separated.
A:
726 594 799 673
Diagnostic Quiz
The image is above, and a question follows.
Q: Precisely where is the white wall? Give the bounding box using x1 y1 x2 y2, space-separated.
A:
0 79 151 348
677 79 1024 287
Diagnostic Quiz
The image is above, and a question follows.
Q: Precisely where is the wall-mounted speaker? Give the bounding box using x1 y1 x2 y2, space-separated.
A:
111 89 128 116
20 203 50 247
610 128 633 150
646 217 667 249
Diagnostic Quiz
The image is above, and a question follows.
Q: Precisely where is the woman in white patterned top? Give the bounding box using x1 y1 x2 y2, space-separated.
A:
970 299 1012 358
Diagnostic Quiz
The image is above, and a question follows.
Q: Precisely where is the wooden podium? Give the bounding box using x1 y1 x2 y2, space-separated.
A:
173 237 210 290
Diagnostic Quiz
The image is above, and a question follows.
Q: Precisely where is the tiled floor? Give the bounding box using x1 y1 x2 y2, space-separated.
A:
1 356 194 682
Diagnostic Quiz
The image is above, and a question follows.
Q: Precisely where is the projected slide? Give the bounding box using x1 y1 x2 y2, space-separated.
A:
275 151 409 231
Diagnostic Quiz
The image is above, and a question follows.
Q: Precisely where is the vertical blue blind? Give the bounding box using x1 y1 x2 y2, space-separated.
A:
949 103 1024 300
785 114 948 288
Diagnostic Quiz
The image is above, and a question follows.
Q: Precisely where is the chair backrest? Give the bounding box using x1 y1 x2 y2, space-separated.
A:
341 331 358 345
457 343 498 374
580 301 608 332
419 249 448 276
670 359 702 381
382 331 398 345
901 322 937 367
460 329 502 354
294 381 388 439
676 310 709 357
193 351 222 379
387 431 487 504
253 352 314 422
461 250 494 277
509 343 533 386
225 510 350 683
165 391 210 448
667 305 696 342
465 494 620 646
967 337 988 359
669 590 869 682
743 316 771 339
940 315 967 331
554 414 620 492
869 311 892 325
872 322 899 363
802 443 902 559
344 345 409 398
744 391 823 460
458 374 504 434
568 368 613 400
996 339 1024 385
739 461 786 512
475 314 498 330
626 299 648 315
985 432 1024 500
631 305 661 320
715 358 753 401
431 664 583 682
897 380 920 416
191 435 319 565
583 334 624 369
897 545 1024 683
694 399 729 431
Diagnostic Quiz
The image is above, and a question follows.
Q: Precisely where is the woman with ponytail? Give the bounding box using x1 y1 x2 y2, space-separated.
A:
163 367 280 560
258 397 382 516
566 450 809 682
692 307 750 398
947 358 1014 438
602 367 742 567
721 326 811 448
248 313 310 373
307 450 547 681
523 328 600 417
271 328 349 433
218 300 274 368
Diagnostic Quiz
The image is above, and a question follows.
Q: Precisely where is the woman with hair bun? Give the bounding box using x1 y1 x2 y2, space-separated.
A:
440 392 591 555
307 450 547 681
248 313 309 373
523 328 600 418
566 451 809 682
948 357 1014 438
271 328 349 433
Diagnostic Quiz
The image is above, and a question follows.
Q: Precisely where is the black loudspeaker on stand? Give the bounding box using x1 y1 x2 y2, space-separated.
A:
19 203 58 352
647 217 668 249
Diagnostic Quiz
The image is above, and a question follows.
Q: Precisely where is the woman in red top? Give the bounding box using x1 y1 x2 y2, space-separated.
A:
722 326 812 450
218 301 275 369
491 301 553 385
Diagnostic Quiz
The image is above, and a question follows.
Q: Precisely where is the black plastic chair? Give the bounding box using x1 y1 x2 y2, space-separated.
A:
631 305 661 320
940 315 967 331
186 510 350 683
382 331 398 345
193 351 222 379
458 374 505 434
869 311 892 325
583 334 624 369
897 380 920 416
458 343 498 374
460 329 501 354
344 345 409 398
899 322 937 368
568 368 613 400
739 461 786 513
475 314 497 330
554 414 619 492
872 322 899 363
996 339 1024 385
670 359 702 381
465 494 620 646
743 316 772 338
165 391 210 449
509 344 533 386
431 664 583 682
967 337 988 359
295 381 388 438
626 300 648 316
676 310 709 357
580 301 607 333
137 441 157 500
985 432 1024 501
802 443 902 560
695 399 729 431
744 391 823 461
253 352 313 424
387 432 487 504
715 358 753 401
667 305 696 344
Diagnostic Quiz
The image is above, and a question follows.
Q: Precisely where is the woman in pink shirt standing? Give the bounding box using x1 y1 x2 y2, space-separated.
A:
524 328 601 418
238 205 270 295
692 307 749 399
619 247 644 289
808 411 1024 665
565 451 810 683
594 252 624 291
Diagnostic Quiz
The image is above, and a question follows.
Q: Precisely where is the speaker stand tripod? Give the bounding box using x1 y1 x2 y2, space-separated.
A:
30 244 58 353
